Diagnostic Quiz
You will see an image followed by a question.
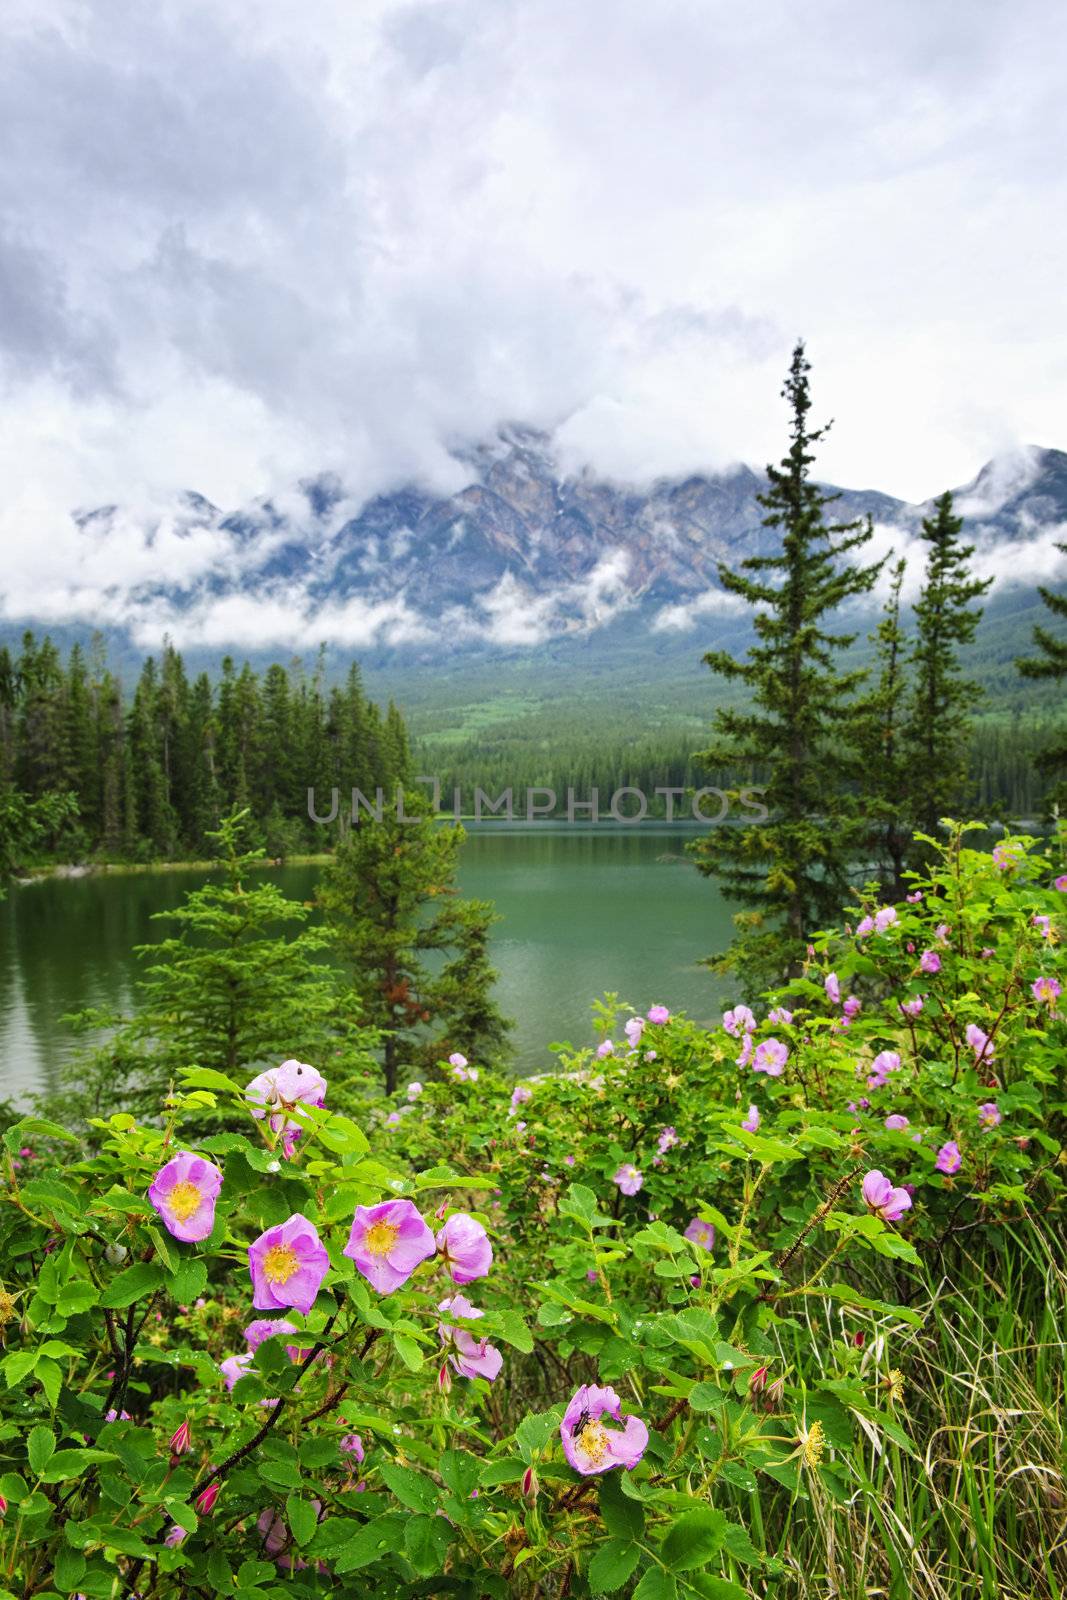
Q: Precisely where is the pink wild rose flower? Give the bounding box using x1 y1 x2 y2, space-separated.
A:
741 1103 760 1132
613 1163 643 1196
753 1038 788 1076
684 1217 715 1252
824 972 841 1004
437 1293 503 1381
722 1005 756 1038
884 1114 909 1132
935 1140 962 1175
560 1384 649 1476
647 1004 670 1024
245 1059 327 1135
977 1102 1002 1128
919 950 941 974
965 1024 994 1063
436 1212 493 1284
861 1170 912 1223
248 1214 329 1314
1032 975 1061 1006
343 1199 435 1295
148 1152 223 1243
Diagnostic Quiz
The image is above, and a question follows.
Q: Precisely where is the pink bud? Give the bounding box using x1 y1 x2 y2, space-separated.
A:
169 1420 191 1455
194 1482 220 1515
749 1365 768 1394
521 1466 538 1500
852 1331 865 1348
437 1363 453 1395
0 1495 7 1516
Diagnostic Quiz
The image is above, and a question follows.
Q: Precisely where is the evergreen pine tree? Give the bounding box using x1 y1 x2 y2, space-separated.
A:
689 341 882 988
318 794 511 1092
1016 540 1067 807
855 557 911 894
904 491 992 839
59 809 377 1120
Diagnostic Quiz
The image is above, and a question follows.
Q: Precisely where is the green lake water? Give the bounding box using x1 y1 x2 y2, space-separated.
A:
0 825 736 1102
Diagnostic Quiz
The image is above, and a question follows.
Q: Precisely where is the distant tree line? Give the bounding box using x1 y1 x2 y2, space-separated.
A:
0 636 410 867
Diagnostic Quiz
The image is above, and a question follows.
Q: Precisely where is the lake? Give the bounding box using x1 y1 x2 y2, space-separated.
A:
0 825 736 1103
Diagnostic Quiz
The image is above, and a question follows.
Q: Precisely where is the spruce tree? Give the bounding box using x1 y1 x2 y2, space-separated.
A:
59 809 376 1120
904 491 991 839
318 794 511 1092
855 557 911 895
689 341 882 987
1016 540 1067 807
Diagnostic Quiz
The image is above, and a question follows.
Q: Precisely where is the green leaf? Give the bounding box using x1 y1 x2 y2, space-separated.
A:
392 1334 423 1371
179 1068 243 1094
683 1577 747 1599
380 1462 437 1514
27 1426 56 1476
333 1514 408 1574
257 1459 302 1490
633 1570 677 1600
558 1183 598 1224
515 1408 562 1463
438 1449 481 1497
167 1256 208 1304
598 1473 645 1540
2 1351 38 1387
488 1308 534 1353
286 1492 318 1547
100 1262 166 1309
316 1116 371 1156
478 1458 528 1487
39 1450 118 1483
52 1546 86 1593
36 1357 62 1410
589 1539 641 1593
661 1508 728 1572
3 1117 77 1152
404 1513 451 1576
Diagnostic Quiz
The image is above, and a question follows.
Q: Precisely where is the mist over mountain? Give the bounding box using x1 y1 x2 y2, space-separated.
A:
8 432 1065 677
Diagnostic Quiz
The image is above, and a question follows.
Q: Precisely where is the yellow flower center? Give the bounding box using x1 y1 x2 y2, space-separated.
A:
168 1181 202 1222
577 1421 609 1465
263 1244 300 1284
364 1220 400 1258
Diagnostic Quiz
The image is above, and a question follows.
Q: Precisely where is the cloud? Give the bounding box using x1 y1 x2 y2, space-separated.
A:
0 0 1065 636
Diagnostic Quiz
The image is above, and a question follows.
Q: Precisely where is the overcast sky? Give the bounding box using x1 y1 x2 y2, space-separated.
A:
1 0 1065 639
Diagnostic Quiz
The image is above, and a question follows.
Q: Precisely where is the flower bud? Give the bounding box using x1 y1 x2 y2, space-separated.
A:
194 1482 219 1514
852 1331 865 1348
0 1495 7 1516
521 1467 538 1500
437 1363 453 1395
104 1242 128 1266
749 1365 768 1396
169 1420 191 1456
765 1376 785 1409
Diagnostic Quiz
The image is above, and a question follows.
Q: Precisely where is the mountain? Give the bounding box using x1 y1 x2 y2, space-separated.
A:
4 430 1065 736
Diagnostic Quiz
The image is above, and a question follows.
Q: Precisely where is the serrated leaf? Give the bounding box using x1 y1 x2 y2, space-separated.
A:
380 1462 437 1514
598 1474 645 1540
404 1513 451 1575
100 1262 166 1309
661 1507 728 1572
589 1538 641 1593
633 1569 676 1599
286 1492 318 1547
392 1334 423 1371
179 1068 242 1094
27 1426 55 1476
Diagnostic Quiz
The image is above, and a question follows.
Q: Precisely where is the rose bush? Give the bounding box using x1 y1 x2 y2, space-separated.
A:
0 825 1062 1597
